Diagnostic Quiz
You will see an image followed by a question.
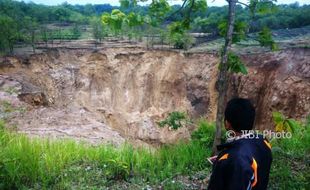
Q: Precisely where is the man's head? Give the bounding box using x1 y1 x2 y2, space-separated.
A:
224 98 255 132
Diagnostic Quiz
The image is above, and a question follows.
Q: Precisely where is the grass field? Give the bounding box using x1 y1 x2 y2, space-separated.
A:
0 118 309 189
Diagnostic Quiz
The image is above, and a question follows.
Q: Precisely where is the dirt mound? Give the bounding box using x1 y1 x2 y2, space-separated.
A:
0 47 309 145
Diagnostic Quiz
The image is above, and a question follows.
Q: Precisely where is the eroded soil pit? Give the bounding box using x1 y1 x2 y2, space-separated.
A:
0 47 309 146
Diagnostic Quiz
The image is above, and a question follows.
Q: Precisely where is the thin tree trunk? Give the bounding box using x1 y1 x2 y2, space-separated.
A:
212 0 237 155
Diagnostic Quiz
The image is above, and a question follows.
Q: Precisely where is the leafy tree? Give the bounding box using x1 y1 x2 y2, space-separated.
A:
212 0 277 154
23 16 38 52
102 9 126 36
53 7 71 22
258 26 277 50
147 0 171 26
119 0 137 9
90 17 107 47
125 12 144 41
0 15 18 53
168 21 194 49
40 26 49 48
72 24 81 39
218 20 247 43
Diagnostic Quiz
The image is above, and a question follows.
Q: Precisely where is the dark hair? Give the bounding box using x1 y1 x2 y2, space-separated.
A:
224 98 255 132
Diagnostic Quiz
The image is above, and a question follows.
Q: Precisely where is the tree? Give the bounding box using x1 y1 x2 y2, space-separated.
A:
0 15 18 54
102 9 127 37
23 16 38 53
126 12 144 41
168 21 194 49
53 7 71 23
258 26 277 50
212 0 237 154
212 0 277 154
40 26 50 48
90 17 106 48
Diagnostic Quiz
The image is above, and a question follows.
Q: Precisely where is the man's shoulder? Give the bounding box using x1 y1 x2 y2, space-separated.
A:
217 146 252 166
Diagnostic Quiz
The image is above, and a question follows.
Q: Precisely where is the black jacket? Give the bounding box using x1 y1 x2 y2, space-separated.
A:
208 134 272 190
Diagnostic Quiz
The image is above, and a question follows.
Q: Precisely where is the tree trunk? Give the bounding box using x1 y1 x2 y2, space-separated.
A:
212 0 237 155
31 31 36 53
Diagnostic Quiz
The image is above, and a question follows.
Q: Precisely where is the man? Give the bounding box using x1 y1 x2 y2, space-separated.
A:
208 98 272 190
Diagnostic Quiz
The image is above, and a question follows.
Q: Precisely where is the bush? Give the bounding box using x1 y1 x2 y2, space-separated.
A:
170 32 195 50
191 119 215 147
157 111 190 130
268 113 310 189
258 27 278 51
168 21 195 50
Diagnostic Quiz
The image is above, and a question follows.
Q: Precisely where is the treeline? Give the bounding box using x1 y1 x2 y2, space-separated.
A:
192 3 310 33
0 0 309 53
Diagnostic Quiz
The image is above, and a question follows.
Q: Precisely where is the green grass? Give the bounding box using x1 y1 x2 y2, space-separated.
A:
0 116 309 189
0 120 211 189
268 117 310 189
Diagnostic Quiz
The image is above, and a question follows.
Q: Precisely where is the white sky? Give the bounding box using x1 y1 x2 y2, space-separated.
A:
20 0 309 6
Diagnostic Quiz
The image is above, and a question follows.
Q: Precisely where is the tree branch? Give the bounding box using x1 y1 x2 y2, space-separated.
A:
236 1 249 7
166 0 189 19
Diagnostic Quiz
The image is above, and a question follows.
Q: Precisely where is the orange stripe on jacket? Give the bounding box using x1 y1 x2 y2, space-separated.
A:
264 140 272 150
219 153 229 161
251 158 258 187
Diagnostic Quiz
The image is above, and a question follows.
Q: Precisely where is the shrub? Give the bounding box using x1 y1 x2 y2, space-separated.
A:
268 112 310 189
157 111 190 130
258 27 278 51
191 119 215 147
168 22 195 50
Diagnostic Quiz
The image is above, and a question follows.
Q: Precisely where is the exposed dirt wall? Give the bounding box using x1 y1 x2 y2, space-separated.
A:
0 47 309 145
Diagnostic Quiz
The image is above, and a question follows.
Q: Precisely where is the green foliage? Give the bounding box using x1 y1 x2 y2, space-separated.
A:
218 20 248 43
269 114 310 189
90 17 107 42
23 16 39 47
168 21 195 49
191 119 215 146
258 27 278 50
102 9 127 36
72 24 81 38
253 0 278 16
126 12 143 28
0 119 5 130
119 0 138 9
191 0 207 13
158 111 190 130
148 0 171 26
104 159 130 180
0 116 308 189
226 52 248 74
0 123 210 189
0 15 18 53
47 27 82 40
40 26 49 45
272 112 298 132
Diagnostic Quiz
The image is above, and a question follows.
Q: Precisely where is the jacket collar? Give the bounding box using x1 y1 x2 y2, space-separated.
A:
217 132 263 151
